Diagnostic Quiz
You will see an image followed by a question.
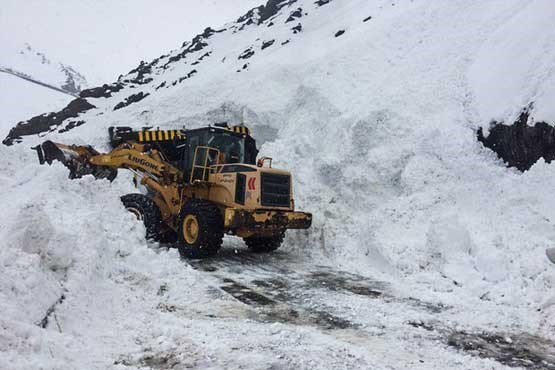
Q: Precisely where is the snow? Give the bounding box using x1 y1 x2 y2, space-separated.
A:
468 0 555 126
2 0 555 369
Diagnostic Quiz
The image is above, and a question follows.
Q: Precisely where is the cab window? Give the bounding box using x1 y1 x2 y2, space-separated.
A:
206 132 245 164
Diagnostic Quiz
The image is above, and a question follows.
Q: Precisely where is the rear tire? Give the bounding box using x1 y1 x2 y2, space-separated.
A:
244 232 285 253
121 193 175 242
177 200 224 258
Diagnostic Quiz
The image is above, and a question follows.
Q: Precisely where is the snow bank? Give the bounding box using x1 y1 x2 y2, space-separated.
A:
0 145 215 369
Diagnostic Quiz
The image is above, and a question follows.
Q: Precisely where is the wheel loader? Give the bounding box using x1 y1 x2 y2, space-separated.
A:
33 123 312 258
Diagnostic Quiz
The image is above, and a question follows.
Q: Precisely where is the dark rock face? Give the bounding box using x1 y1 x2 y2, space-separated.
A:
477 110 555 171
286 8 303 23
192 51 212 65
113 92 150 111
315 0 332 6
58 120 85 133
2 98 96 145
162 27 221 69
292 23 303 33
258 0 298 24
237 6 264 24
238 48 255 60
261 39 276 50
181 27 222 48
124 61 153 85
80 83 124 98
335 29 345 37
178 70 197 83
363 15 372 22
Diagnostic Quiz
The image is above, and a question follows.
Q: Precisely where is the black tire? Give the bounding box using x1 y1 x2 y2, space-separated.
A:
244 232 285 253
177 200 224 258
120 193 175 242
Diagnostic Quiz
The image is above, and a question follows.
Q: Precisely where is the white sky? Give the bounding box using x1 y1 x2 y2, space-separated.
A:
0 0 262 85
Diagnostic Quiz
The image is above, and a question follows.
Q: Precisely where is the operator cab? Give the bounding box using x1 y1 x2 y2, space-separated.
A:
184 125 256 163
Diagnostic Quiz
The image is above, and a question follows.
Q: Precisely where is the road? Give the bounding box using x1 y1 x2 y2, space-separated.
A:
185 245 555 370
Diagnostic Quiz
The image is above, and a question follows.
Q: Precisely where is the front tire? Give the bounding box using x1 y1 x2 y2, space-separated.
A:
244 232 285 253
121 193 164 241
177 200 224 258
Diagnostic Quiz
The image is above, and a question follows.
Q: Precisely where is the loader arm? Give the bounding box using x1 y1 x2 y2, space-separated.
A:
33 140 183 183
88 143 183 182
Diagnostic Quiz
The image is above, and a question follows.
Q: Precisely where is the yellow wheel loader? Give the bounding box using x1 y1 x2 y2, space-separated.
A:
33 124 312 258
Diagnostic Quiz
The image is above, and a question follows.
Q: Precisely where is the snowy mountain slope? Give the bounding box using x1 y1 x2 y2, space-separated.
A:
1 43 87 96
2 0 555 369
0 0 264 84
0 1 262 139
0 43 86 135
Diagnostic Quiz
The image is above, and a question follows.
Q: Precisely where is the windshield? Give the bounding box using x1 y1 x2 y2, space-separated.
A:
206 132 245 164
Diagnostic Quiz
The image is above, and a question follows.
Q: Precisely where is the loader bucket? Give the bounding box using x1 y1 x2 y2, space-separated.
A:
33 140 71 165
32 141 118 181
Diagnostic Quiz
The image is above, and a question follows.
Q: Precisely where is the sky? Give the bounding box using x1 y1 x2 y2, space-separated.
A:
0 0 262 85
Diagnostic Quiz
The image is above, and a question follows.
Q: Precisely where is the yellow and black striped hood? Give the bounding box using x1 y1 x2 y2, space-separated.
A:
226 125 251 135
134 125 250 144
137 129 185 142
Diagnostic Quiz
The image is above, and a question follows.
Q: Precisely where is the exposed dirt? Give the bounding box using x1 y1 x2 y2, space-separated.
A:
448 331 555 370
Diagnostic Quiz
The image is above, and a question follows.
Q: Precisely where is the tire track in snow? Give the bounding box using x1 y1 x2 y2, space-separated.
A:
186 247 447 330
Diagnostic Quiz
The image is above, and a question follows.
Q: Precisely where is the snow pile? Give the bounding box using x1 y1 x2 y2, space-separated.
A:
2 0 555 367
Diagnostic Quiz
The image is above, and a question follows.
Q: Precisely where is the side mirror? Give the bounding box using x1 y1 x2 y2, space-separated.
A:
257 157 273 168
